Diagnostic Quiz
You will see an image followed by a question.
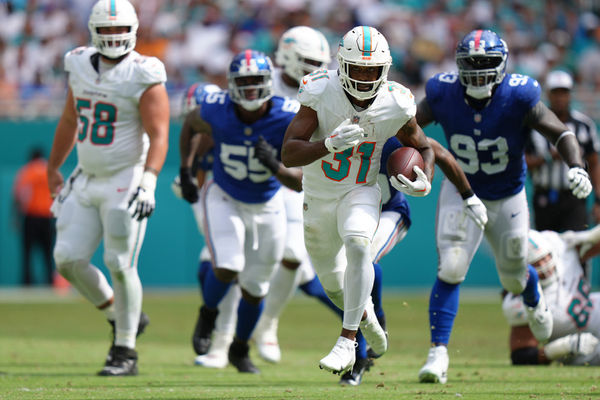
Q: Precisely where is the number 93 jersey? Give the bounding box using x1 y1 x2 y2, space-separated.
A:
65 47 167 176
299 69 416 200
425 72 540 200
200 91 298 203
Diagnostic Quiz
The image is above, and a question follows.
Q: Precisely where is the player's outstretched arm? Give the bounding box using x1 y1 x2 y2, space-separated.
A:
48 87 78 197
282 105 326 167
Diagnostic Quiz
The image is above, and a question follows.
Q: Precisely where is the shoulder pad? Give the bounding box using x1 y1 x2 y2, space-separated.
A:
366 81 416 124
130 53 167 85
297 69 331 109
64 46 94 73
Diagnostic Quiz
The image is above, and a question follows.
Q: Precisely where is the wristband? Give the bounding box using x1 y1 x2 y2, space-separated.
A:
555 131 575 147
460 189 475 200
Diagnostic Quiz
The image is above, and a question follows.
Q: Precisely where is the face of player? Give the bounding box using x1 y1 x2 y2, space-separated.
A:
234 76 264 101
348 64 382 92
97 26 131 48
531 252 554 280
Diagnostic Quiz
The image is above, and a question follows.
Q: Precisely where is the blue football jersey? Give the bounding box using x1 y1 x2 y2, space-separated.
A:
200 91 298 203
425 72 541 200
379 137 411 228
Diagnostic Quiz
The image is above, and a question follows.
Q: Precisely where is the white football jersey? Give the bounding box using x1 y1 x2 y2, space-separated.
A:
502 230 593 339
65 47 167 176
298 69 416 200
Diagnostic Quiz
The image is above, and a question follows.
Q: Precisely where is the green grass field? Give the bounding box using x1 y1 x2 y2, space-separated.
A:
1 290 598 400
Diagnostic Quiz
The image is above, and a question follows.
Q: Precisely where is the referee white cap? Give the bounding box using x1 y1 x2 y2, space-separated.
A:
546 70 573 90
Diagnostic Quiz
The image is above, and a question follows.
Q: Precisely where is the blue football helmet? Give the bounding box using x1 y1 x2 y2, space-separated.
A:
455 29 508 99
181 82 221 116
227 50 274 111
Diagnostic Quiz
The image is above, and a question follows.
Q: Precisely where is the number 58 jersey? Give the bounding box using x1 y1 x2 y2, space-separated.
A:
298 69 416 200
425 72 540 200
65 47 167 176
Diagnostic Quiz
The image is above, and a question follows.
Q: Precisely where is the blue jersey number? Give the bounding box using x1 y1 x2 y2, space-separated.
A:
449 134 509 174
220 143 270 182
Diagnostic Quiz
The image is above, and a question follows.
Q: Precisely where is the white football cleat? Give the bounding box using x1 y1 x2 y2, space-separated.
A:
194 332 232 369
359 298 388 356
525 284 553 342
319 336 356 375
419 345 448 384
253 315 281 363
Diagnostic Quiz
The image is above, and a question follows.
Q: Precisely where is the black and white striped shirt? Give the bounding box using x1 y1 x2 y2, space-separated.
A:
526 110 599 190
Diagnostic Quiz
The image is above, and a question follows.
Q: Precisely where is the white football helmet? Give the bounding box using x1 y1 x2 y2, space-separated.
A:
275 26 331 83
527 230 557 288
88 0 139 59
337 26 392 100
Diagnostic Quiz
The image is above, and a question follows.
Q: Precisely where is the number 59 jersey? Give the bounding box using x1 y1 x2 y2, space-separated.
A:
65 47 167 176
298 69 416 200
425 72 540 200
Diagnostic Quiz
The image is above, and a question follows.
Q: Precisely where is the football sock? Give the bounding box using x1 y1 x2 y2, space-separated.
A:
343 236 374 331
103 302 116 321
429 278 460 345
521 265 540 308
300 276 342 318
236 297 264 341
202 267 231 309
215 284 241 334
263 265 300 319
371 263 383 316
197 260 212 287
111 267 142 349
355 330 368 359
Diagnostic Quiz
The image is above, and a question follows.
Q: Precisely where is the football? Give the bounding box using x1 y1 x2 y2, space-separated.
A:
387 147 424 181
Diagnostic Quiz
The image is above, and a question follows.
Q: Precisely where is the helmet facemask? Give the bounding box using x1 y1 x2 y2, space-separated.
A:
527 231 558 289
457 53 506 99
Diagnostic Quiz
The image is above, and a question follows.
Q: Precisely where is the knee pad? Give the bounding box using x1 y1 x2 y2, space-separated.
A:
344 235 371 260
437 247 470 284
53 240 74 267
498 231 528 293
324 288 344 310
55 259 88 281
106 209 131 238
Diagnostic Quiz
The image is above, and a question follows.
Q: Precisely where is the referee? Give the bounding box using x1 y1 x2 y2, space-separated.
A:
526 70 600 232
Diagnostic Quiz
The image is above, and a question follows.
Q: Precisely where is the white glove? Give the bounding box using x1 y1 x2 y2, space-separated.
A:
463 194 488 230
567 167 592 199
128 171 157 221
544 332 599 360
324 118 365 152
389 165 431 197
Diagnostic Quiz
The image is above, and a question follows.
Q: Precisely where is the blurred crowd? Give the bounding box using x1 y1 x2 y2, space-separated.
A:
2 0 600 120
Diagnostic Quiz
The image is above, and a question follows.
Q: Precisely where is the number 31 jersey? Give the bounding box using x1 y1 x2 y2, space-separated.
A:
425 72 540 200
298 69 416 200
65 47 167 176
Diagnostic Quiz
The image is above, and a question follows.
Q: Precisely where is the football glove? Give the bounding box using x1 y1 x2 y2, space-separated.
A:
128 171 157 221
179 167 199 204
389 166 431 197
544 332 599 360
463 194 488 230
254 135 280 174
324 118 364 153
567 167 592 199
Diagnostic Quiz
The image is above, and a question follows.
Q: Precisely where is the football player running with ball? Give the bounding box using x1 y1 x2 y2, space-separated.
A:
416 29 592 384
282 26 435 375
47 0 169 376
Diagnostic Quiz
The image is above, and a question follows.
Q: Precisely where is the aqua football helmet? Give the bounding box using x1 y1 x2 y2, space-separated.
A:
275 26 331 83
337 26 392 100
228 50 274 111
527 230 557 289
88 0 138 59
456 29 508 99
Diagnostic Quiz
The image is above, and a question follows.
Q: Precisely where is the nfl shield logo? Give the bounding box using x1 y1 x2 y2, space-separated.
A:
352 115 360 124
474 114 482 123
244 127 252 136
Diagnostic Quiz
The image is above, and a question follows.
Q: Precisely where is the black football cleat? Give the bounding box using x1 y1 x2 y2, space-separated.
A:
105 312 150 364
339 357 373 386
98 346 138 376
228 339 260 374
192 305 219 355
